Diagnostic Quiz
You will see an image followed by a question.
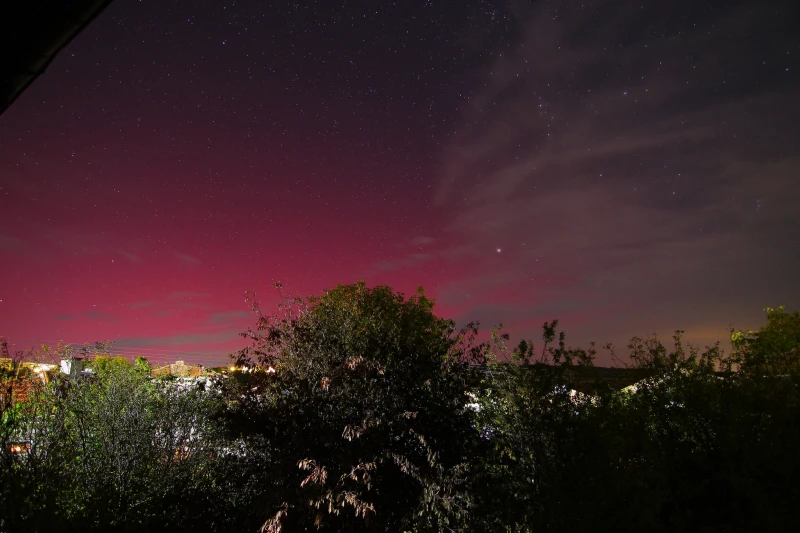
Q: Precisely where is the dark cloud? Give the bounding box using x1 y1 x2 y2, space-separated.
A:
86 310 118 321
57 310 119 323
168 291 208 300
209 310 252 325
408 236 437 247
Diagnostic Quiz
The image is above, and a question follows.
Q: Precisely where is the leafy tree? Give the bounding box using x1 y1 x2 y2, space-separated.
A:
227 282 479 532
90 354 133 375
731 306 800 376
1 351 231 532
468 321 602 532
134 356 151 375
35 340 114 362
472 312 800 533
4 299 799 532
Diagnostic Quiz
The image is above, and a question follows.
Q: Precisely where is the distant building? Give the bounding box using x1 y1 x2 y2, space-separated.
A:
0 337 13 373
151 365 171 377
150 360 210 379
18 362 57 383
170 360 191 377
0 377 36 403
60 357 85 377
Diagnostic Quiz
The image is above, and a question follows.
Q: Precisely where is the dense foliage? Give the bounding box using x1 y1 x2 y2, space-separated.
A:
471 314 800 532
226 282 480 531
1 287 798 532
0 356 234 532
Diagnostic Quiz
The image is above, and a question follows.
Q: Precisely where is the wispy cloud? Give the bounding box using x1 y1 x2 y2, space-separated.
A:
175 252 201 265
56 310 120 323
117 249 142 263
432 0 800 348
168 291 208 300
371 252 435 274
0 233 24 251
130 301 157 309
129 293 211 318
115 330 242 348
209 310 252 324
408 236 436 247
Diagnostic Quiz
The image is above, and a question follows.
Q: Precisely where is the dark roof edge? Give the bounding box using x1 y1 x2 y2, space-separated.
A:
2 0 115 115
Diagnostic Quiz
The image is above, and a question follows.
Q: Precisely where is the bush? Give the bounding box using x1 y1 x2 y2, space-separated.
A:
3 290 798 533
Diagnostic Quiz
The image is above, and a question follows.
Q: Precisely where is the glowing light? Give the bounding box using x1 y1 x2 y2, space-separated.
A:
10 443 29 454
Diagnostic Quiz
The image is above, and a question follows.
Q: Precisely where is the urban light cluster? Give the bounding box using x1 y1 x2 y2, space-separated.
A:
228 366 276 374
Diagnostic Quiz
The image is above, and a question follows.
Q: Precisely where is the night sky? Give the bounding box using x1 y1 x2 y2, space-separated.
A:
2 0 799 366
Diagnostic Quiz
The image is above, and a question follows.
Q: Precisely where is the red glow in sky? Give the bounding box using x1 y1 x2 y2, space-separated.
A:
2 0 799 365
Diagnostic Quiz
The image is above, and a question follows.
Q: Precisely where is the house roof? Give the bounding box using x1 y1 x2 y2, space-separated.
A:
571 365 654 391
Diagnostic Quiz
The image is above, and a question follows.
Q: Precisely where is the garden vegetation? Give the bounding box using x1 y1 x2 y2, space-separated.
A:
1 283 798 532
